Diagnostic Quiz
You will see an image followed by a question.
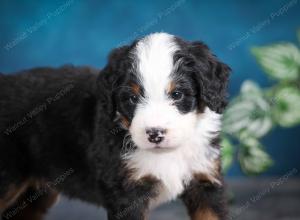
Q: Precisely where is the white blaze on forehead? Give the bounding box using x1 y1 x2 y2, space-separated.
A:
134 33 179 101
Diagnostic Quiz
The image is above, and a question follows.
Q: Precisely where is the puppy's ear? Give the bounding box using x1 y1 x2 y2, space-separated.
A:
189 41 231 114
100 46 131 88
97 46 131 117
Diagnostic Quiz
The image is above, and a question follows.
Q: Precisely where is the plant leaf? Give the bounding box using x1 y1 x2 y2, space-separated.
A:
251 43 300 81
238 137 273 175
271 86 300 127
240 80 262 95
223 81 273 138
221 137 234 173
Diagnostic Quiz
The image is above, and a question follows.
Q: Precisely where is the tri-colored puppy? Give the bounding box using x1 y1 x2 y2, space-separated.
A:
0 33 230 220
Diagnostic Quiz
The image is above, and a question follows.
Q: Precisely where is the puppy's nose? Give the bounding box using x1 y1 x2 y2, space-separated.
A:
146 127 166 144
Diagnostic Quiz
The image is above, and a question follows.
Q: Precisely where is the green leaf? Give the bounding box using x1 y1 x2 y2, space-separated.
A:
221 137 234 173
238 137 273 175
223 81 273 138
251 43 300 81
240 80 262 95
271 86 300 127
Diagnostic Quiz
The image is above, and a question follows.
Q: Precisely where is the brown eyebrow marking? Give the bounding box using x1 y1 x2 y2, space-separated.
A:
167 81 176 94
121 116 130 129
130 83 141 95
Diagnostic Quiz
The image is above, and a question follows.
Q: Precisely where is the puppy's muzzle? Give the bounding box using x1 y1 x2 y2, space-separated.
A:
146 127 166 144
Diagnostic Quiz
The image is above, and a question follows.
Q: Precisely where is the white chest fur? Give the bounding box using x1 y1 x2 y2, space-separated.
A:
124 109 222 208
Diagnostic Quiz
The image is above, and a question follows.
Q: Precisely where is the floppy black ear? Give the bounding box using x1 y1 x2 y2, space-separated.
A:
188 41 231 114
97 46 132 117
100 46 132 88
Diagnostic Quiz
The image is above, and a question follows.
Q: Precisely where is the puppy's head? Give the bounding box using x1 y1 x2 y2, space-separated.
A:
101 33 230 151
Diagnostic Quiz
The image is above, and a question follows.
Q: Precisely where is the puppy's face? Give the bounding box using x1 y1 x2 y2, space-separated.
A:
103 33 230 151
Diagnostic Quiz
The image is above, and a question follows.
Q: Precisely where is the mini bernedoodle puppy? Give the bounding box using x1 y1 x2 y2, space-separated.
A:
0 33 231 220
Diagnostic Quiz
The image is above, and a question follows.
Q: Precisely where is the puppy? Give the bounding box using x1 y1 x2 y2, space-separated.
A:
0 32 230 220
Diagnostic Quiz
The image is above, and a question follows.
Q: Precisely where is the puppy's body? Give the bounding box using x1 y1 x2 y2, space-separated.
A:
0 67 101 202
0 33 230 220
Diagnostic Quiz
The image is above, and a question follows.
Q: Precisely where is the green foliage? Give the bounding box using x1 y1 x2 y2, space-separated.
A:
220 137 234 173
251 43 300 81
221 31 300 175
238 135 273 175
271 86 300 127
223 81 273 138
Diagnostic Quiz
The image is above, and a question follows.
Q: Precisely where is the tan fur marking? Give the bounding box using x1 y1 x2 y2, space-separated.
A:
0 182 30 211
121 116 130 129
214 159 222 174
0 200 5 211
167 81 176 94
192 208 219 220
5 186 60 220
194 172 221 186
131 83 141 95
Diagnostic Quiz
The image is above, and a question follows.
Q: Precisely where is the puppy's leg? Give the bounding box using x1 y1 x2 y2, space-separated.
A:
106 191 151 220
107 208 148 220
0 182 30 214
0 138 31 215
105 176 159 220
2 185 59 220
181 174 227 220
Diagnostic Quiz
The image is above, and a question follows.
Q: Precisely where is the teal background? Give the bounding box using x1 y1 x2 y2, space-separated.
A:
0 0 299 176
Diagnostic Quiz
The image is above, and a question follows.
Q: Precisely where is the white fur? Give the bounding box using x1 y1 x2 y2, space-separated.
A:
125 108 221 208
130 33 193 151
125 33 222 208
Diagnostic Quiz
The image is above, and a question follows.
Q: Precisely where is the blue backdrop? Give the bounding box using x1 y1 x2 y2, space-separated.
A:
0 0 299 176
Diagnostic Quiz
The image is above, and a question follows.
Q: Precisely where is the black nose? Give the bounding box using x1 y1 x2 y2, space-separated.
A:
146 127 166 144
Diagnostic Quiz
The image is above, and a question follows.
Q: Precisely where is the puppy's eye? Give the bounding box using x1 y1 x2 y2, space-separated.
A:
129 95 138 104
171 91 184 101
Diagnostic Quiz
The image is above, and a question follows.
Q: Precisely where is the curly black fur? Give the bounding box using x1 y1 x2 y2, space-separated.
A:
174 38 231 114
0 65 160 220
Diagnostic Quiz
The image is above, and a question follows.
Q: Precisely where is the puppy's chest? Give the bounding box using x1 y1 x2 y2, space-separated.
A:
147 155 191 208
125 147 217 208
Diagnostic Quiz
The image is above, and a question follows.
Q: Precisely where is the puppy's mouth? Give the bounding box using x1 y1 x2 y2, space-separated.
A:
147 145 177 153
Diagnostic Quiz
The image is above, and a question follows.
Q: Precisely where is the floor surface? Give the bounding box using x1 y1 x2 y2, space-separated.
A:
40 178 300 220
